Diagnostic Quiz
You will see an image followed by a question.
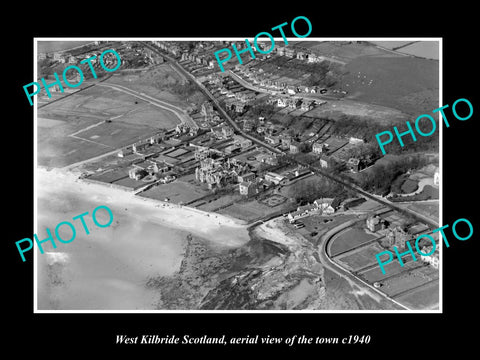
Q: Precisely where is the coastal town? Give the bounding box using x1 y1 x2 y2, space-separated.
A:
36 39 440 311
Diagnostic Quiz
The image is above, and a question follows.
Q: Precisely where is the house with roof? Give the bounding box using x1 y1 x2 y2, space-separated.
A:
314 197 341 215
237 172 256 183
264 172 284 185
301 100 315 111
366 215 388 232
290 141 301 154
129 167 147 180
319 154 330 168
288 203 318 223
264 134 280 145
117 147 134 158
346 158 361 172
385 226 411 249
277 97 288 107
285 48 295 58
286 85 297 95
288 98 302 109
312 142 326 155
420 245 439 269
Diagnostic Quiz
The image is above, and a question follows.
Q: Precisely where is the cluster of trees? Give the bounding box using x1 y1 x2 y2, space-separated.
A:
331 115 439 155
248 103 275 118
357 155 429 195
289 176 349 204
166 80 205 104
262 56 341 88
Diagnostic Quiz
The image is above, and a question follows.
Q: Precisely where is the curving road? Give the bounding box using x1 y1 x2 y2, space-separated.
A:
317 219 411 310
96 82 198 130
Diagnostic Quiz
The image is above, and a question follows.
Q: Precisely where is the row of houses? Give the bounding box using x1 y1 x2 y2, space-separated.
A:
117 131 167 158
234 65 327 95
275 97 317 111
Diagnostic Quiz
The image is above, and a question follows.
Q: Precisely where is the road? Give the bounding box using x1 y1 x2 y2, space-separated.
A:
317 219 411 310
96 82 198 130
144 43 439 300
145 42 440 229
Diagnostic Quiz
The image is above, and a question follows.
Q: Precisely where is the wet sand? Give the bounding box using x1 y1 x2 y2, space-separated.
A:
36 168 250 310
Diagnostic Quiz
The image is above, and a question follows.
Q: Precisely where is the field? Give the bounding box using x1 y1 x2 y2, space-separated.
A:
299 214 358 244
138 174 209 204
329 227 377 257
407 201 439 220
305 98 409 124
335 242 386 271
292 41 393 62
37 85 182 168
380 265 439 298
105 63 193 109
395 281 439 309
219 197 295 223
340 55 439 116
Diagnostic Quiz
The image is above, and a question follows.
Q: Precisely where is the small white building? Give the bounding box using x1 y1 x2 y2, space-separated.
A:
420 245 439 269
434 170 440 186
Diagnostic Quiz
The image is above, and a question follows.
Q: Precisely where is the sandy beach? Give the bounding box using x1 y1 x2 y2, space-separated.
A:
36 167 250 310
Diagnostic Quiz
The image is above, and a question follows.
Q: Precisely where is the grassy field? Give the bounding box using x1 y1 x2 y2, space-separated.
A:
306 99 409 124
360 255 420 283
407 202 439 220
329 227 377 256
395 281 439 309
380 266 438 298
37 84 181 167
138 174 209 204
340 55 439 116
336 242 385 271
293 41 393 62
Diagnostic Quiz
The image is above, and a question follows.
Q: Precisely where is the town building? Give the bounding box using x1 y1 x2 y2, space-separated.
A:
288 203 318 223
312 142 326 155
349 137 365 145
319 154 329 168
346 158 361 172
239 181 260 196
264 172 284 185
314 198 341 215
301 100 315 111
233 135 252 149
420 245 439 269
277 98 288 107
117 147 134 158
279 134 292 148
385 226 411 249
290 141 301 154
366 215 388 232
237 172 256 183
195 156 250 190
264 134 280 145
129 167 147 180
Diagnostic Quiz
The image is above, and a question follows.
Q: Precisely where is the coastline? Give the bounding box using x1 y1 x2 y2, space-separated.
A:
37 166 249 247
36 166 252 310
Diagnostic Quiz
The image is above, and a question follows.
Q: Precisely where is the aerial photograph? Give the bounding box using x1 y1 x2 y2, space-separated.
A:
35 38 440 311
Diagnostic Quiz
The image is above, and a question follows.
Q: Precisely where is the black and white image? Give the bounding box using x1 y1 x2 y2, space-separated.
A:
34 38 440 311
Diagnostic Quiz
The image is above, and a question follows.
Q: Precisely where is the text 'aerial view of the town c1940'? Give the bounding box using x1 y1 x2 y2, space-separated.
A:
35 39 440 312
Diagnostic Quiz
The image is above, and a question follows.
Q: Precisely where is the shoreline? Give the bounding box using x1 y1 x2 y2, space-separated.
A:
37 166 250 248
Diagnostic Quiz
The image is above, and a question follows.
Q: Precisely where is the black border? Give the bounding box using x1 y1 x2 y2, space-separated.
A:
7 6 478 355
